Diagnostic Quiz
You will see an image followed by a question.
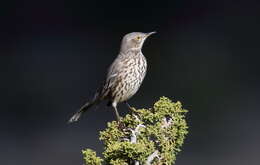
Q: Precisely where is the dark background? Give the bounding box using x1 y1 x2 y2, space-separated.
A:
1 0 260 164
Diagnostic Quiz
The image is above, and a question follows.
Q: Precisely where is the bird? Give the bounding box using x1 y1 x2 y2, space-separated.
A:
68 32 156 123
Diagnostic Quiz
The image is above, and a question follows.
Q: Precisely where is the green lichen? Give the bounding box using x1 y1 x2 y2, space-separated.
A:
82 97 189 165
82 149 103 165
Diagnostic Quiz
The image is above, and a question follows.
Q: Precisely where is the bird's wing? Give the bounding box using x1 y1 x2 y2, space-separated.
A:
107 55 124 77
100 54 127 96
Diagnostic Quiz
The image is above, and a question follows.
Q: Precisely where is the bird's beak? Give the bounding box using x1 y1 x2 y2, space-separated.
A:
145 31 156 38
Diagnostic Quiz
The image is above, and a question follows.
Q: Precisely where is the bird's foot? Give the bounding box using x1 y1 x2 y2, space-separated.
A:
118 121 126 130
115 114 126 130
125 102 137 114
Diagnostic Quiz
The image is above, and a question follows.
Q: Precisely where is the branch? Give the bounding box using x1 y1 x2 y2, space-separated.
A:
145 150 159 165
129 123 146 144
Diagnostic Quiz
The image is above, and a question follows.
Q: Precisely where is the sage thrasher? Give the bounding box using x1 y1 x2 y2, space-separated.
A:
68 32 156 123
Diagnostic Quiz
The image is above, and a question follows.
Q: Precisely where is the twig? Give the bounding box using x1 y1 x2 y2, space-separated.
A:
130 124 146 143
145 150 159 165
135 161 140 165
161 117 173 129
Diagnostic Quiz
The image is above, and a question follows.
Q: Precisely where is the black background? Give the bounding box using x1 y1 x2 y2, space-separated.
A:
1 0 260 164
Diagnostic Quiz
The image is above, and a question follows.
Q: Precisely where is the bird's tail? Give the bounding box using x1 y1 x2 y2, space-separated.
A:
68 100 97 123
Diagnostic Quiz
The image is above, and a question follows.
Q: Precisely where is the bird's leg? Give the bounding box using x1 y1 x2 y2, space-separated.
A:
125 101 132 109
112 102 121 121
125 101 135 113
112 102 126 129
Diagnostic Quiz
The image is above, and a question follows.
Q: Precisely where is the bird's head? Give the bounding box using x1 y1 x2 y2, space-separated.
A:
120 32 156 53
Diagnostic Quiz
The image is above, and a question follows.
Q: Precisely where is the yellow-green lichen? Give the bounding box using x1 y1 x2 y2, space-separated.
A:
82 97 189 165
82 149 103 165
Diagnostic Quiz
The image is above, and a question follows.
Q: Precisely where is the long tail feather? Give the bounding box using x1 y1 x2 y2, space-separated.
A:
68 100 95 123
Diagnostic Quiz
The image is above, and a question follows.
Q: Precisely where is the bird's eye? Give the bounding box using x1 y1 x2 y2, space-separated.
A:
136 36 141 40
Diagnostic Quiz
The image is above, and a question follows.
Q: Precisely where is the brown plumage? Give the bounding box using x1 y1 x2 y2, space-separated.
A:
68 32 155 123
